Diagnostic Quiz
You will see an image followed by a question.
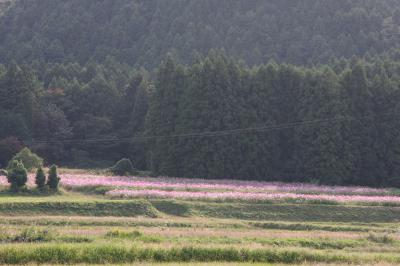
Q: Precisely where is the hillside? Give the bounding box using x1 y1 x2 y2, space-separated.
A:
0 0 399 67
0 0 400 186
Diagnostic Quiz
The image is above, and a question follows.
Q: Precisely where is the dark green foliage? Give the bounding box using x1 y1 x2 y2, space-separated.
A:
9 228 54 243
0 0 399 187
10 148 43 171
0 0 399 67
35 167 46 189
0 137 22 168
146 53 400 186
6 160 28 191
46 165 60 190
110 158 137 176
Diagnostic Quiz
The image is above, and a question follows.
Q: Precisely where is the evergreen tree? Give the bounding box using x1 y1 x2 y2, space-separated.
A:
35 166 46 189
146 55 186 176
47 165 60 190
6 160 28 192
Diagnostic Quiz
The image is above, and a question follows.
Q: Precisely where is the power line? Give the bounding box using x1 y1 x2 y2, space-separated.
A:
27 110 397 145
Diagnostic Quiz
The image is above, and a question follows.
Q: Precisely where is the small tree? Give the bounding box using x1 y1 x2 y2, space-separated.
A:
9 147 43 171
110 158 137 176
47 165 60 190
6 160 28 192
35 167 46 190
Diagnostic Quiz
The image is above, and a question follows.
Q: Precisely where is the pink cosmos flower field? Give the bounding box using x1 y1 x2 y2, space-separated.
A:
106 189 400 204
0 173 398 204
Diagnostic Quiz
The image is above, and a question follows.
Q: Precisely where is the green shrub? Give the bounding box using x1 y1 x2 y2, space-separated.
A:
12 228 54 243
6 160 27 192
9 147 43 171
47 165 60 190
35 167 46 189
105 230 143 239
110 158 137 176
0 169 6 176
58 235 92 243
367 233 395 244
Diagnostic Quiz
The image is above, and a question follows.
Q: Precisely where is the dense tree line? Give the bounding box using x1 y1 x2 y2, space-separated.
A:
0 0 399 67
0 60 149 169
147 53 400 187
0 54 400 186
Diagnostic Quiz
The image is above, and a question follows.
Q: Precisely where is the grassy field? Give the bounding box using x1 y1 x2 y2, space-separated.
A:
0 171 400 265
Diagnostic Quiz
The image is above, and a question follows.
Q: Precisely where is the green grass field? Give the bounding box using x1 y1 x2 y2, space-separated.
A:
0 172 400 265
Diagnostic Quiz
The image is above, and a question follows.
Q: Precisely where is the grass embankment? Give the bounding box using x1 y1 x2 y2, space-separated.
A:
0 193 400 222
0 213 398 264
0 176 400 265
1 215 395 233
152 199 400 223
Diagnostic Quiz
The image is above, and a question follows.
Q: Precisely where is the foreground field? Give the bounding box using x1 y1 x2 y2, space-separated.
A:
0 171 400 265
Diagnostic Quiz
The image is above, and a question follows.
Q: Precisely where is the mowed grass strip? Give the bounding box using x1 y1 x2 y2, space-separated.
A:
0 244 398 264
0 196 400 222
174 200 400 222
0 216 396 234
0 200 158 217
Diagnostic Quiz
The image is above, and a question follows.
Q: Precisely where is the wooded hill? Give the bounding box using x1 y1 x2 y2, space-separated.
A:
1 53 400 187
1 0 400 187
0 0 399 67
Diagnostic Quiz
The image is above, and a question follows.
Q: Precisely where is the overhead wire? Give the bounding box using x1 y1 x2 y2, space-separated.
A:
26 110 398 145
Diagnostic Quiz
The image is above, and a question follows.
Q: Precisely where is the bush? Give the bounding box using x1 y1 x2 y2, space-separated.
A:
47 165 60 190
6 160 28 192
110 158 137 176
12 228 54 243
9 147 43 171
35 167 46 189
0 169 6 176
367 233 395 244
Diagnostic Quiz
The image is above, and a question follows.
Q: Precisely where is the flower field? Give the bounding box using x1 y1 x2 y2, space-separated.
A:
1 171 400 265
1 173 399 205
106 188 400 204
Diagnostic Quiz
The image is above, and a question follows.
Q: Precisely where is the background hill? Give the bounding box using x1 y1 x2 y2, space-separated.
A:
0 0 400 186
0 0 399 67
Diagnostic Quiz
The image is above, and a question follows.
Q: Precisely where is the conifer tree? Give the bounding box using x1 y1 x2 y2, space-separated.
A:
6 160 28 192
35 166 46 190
47 165 60 190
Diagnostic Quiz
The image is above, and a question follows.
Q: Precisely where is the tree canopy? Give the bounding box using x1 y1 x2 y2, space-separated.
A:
0 1 400 187
0 0 399 67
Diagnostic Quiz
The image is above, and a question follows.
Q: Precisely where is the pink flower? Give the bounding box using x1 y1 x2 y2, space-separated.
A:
106 189 400 203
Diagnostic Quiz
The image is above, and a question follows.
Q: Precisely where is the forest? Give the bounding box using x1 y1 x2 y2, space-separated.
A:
1 53 400 187
0 0 400 187
0 0 399 67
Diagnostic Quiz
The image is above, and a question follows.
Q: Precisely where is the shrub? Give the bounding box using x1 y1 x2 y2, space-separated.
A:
6 160 28 192
47 165 60 190
105 230 143 239
12 228 54 243
35 167 46 189
0 169 6 176
9 147 43 171
110 158 137 176
367 233 395 244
